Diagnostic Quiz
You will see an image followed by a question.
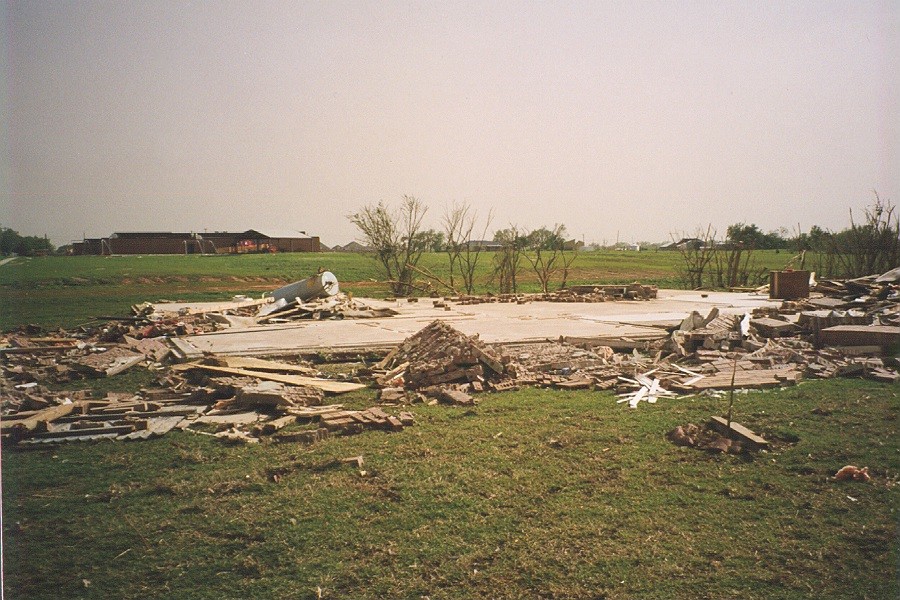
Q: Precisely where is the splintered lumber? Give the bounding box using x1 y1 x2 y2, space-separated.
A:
32 422 138 439
211 356 318 375
617 374 676 408
708 416 769 449
1 402 81 433
123 336 171 362
287 404 345 418
0 345 78 355
672 368 800 392
252 415 298 436
171 363 365 394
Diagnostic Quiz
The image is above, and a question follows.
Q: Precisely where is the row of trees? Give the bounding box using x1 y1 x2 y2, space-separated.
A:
349 197 577 296
675 192 900 288
350 192 898 294
0 227 55 256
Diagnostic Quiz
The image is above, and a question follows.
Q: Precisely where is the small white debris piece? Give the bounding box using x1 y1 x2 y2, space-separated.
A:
617 372 676 408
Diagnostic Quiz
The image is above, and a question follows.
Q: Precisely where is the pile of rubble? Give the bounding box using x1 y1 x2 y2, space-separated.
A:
3 270 898 447
256 293 398 323
451 283 658 305
2 325 175 386
1 349 414 445
369 272 899 408
375 320 507 389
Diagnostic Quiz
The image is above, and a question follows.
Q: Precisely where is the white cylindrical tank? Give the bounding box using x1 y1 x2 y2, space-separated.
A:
271 271 339 303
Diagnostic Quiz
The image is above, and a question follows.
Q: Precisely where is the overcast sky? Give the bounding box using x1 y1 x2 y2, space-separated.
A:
2 1 898 247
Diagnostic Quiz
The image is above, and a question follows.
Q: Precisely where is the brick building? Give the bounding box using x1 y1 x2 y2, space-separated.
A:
71 230 320 255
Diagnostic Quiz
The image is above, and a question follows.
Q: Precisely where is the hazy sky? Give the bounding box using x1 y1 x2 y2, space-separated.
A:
3 1 898 247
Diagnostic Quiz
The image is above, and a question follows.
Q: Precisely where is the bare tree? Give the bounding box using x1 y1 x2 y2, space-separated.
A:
493 226 525 294
348 195 428 295
712 238 767 289
832 191 900 278
672 225 717 289
456 206 493 295
523 224 569 293
442 201 468 292
558 243 579 290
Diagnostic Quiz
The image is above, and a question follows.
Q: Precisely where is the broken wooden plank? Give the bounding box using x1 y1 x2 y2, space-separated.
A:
708 416 769 449
252 415 298 436
0 346 77 355
54 406 201 423
33 423 137 439
672 368 800 392
1 402 80 433
212 356 318 375
171 363 365 394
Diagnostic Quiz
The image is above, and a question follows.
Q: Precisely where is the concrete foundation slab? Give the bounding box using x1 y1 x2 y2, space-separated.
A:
166 290 779 359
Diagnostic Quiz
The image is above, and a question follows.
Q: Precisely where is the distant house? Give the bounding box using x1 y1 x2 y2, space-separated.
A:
562 239 586 251
659 238 706 251
71 230 320 255
333 241 374 253
466 240 504 251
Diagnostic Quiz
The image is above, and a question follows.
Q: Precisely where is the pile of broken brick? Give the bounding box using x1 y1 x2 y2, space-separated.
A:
449 283 658 305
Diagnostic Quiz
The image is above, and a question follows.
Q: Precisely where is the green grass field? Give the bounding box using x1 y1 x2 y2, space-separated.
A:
0 250 795 330
4 381 897 599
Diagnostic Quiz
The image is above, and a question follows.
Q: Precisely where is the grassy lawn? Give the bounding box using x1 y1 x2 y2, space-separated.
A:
0 250 795 330
3 379 897 599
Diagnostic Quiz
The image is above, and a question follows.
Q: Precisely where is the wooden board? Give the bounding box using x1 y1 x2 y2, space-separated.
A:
673 368 799 392
1 402 80 433
708 416 769 448
215 356 318 375
172 363 365 394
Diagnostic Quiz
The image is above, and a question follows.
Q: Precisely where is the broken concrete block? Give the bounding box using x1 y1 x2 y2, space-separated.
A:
819 325 900 354
235 382 324 408
72 348 145 377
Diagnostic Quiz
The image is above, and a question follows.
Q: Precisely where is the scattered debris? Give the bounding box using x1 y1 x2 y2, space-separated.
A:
3 269 898 448
72 347 146 378
666 419 769 454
